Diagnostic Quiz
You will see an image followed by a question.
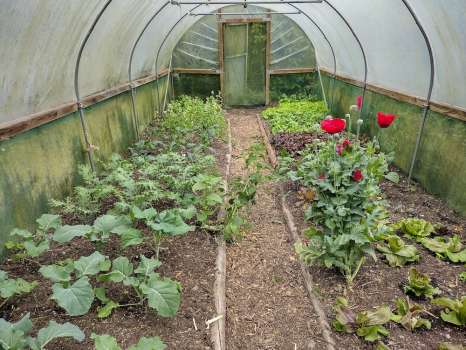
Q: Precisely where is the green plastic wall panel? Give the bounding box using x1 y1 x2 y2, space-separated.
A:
0 79 167 254
270 72 323 102
321 72 466 216
173 74 221 99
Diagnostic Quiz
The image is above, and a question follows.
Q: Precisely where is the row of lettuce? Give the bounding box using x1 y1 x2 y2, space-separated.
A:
263 97 465 350
0 96 264 349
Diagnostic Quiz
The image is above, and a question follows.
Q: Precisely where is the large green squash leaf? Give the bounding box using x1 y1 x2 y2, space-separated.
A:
52 277 94 316
128 337 167 350
91 334 122 350
29 321 84 350
53 225 92 243
140 276 181 317
74 251 109 277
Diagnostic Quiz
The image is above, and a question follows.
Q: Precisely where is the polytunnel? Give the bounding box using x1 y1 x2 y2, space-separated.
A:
0 1 465 349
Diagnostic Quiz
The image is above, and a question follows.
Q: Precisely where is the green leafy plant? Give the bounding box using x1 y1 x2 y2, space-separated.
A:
223 142 269 241
291 138 390 284
460 269 466 283
420 235 466 263
393 218 435 242
432 296 466 326
390 297 432 330
162 95 225 139
0 270 37 309
6 214 61 259
261 99 328 134
39 251 110 316
376 235 420 267
0 313 84 350
333 297 392 342
403 268 441 299
97 255 181 318
91 333 166 350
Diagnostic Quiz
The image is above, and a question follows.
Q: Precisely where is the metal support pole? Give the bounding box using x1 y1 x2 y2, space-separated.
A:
128 1 171 134
323 0 368 114
74 0 113 171
401 0 435 184
190 11 302 15
155 4 203 115
172 0 323 4
288 4 337 110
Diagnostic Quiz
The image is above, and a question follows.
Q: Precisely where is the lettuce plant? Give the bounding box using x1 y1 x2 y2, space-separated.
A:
291 138 391 284
403 268 441 299
91 333 166 350
393 218 435 242
421 235 466 263
376 235 420 267
432 296 466 326
0 313 84 350
333 297 392 342
390 297 432 330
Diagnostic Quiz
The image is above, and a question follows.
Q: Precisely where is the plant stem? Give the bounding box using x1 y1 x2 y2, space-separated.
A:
0 297 9 310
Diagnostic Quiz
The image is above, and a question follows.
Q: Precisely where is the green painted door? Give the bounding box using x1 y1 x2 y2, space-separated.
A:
223 22 267 107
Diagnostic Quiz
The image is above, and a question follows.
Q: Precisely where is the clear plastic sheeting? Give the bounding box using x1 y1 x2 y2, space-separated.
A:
1 0 466 124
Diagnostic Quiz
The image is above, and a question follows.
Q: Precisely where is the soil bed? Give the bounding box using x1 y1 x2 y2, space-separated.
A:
282 164 466 349
0 131 229 349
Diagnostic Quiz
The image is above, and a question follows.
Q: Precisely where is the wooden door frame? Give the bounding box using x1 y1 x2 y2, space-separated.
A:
218 17 271 106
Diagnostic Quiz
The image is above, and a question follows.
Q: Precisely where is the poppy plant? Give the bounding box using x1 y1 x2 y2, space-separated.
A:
336 139 352 155
377 112 397 128
356 96 363 110
352 169 364 182
321 118 346 134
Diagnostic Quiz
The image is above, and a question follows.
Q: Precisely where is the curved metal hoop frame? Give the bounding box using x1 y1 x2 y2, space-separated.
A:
400 0 435 183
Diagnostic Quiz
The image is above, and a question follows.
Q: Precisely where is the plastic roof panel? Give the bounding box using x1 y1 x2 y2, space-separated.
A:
1 0 465 124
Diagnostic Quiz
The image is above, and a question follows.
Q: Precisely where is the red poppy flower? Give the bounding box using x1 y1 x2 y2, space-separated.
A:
336 139 352 155
320 118 346 134
356 96 363 110
342 139 352 148
352 169 363 182
377 112 397 128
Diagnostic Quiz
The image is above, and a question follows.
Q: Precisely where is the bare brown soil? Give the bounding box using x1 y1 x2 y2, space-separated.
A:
225 109 326 350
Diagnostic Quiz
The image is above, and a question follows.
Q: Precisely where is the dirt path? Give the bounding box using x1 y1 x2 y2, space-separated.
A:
225 109 325 350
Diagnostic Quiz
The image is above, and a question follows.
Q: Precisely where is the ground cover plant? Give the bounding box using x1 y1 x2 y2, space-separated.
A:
261 98 328 134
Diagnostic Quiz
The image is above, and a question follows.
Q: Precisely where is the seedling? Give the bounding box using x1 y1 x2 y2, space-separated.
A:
403 268 441 299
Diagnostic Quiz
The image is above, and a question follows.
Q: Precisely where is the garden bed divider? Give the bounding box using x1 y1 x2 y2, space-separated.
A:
211 118 232 350
255 114 336 350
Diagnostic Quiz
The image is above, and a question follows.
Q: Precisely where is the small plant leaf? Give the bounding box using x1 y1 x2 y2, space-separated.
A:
39 264 73 283
36 214 62 231
91 334 122 350
52 277 94 316
384 172 400 183
135 255 161 277
24 240 49 258
74 251 108 277
53 225 92 243
0 313 33 350
112 226 144 249
97 301 120 319
30 321 84 349
127 337 167 350
140 275 181 317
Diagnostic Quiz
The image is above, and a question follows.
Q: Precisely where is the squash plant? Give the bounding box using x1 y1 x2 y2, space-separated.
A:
291 138 392 284
0 314 84 350
6 214 61 259
0 270 37 309
91 333 166 350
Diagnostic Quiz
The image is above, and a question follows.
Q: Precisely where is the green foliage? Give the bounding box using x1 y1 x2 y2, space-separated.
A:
261 99 328 134
404 268 441 299
376 235 420 267
162 95 225 138
460 269 466 282
420 235 466 263
290 138 390 284
393 218 435 242
0 270 37 307
432 296 466 326
6 214 61 258
333 297 391 342
223 142 269 241
390 297 432 330
0 314 84 350
91 333 166 350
